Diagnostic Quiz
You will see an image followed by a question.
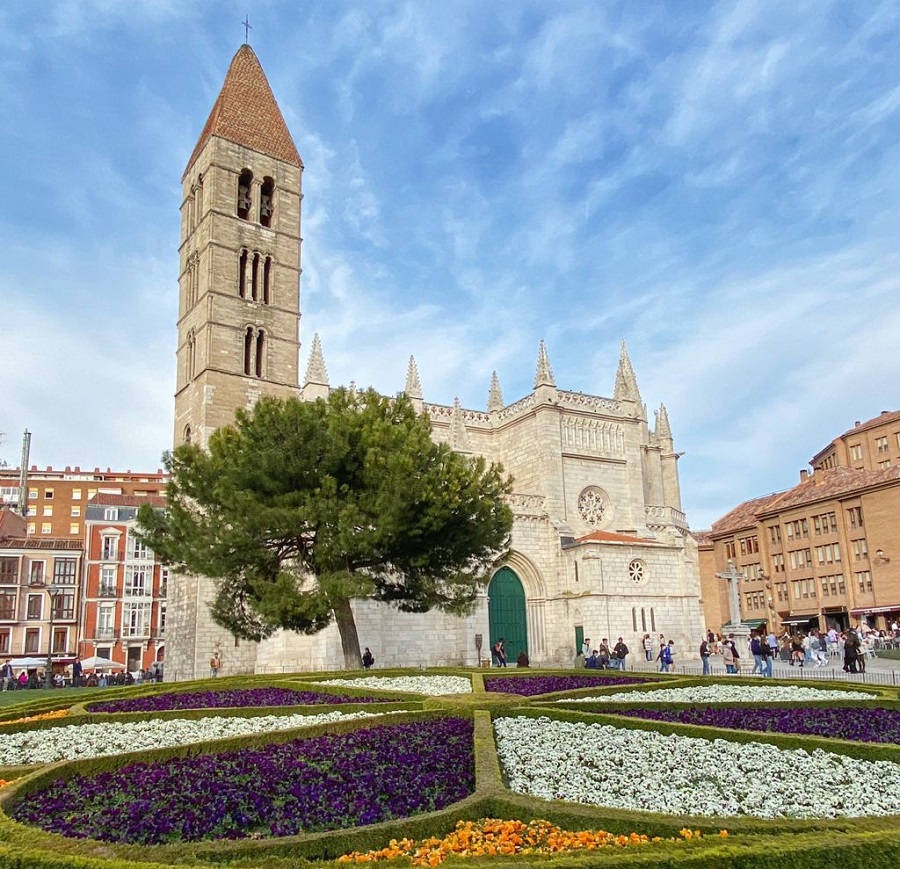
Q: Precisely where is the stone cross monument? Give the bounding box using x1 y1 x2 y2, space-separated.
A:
715 560 751 651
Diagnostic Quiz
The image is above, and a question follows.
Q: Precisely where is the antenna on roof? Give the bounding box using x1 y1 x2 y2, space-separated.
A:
242 15 252 44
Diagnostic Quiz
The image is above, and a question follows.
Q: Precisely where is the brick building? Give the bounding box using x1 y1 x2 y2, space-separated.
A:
699 410 900 635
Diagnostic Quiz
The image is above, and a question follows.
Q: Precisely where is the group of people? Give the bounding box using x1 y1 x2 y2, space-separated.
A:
0 657 164 690
578 637 630 670
491 638 529 668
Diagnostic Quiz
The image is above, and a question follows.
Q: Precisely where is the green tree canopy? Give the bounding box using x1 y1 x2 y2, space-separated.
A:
138 389 513 668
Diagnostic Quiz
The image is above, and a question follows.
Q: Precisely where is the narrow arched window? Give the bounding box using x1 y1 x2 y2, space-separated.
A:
195 174 204 223
190 253 200 307
631 607 637 632
260 177 274 227
183 425 192 445
238 249 248 298
263 256 272 304
650 608 656 632
187 329 196 380
255 329 265 377
251 253 260 301
237 169 253 220
641 608 647 631
243 326 254 375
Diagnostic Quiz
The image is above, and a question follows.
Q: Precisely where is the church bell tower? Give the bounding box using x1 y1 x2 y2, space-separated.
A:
174 44 303 449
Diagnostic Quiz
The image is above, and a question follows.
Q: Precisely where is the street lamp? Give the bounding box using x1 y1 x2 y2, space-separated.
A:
44 585 62 690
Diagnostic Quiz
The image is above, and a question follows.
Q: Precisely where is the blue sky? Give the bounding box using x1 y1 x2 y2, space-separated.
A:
2 1 899 529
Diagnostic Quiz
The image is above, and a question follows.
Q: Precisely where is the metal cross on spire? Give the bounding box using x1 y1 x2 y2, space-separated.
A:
242 15 252 44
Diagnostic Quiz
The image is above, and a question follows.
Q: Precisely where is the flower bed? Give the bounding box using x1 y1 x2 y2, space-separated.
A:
495 715 900 819
0 710 391 766
559 684 874 704
485 674 651 696
10 717 474 844
337 817 722 865
616 706 900 744
87 686 394 713
317 676 472 695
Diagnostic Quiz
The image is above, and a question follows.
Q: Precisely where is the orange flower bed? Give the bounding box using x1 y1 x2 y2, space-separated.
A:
338 818 728 866
0 709 69 727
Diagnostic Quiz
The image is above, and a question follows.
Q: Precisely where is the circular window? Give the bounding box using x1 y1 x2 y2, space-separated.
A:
577 487 608 527
628 559 647 586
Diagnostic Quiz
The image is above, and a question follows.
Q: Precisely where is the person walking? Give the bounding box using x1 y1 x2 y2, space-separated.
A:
492 638 507 667
612 638 629 671
362 647 375 669
642 633 653 662
699 637 712 676
209 653 219 678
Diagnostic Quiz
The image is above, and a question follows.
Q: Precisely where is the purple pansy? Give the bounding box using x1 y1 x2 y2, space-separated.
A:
485 674 652 696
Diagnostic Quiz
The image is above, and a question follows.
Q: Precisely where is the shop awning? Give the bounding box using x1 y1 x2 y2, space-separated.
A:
741 618 767 628
781 613 818 625
850 605 900 615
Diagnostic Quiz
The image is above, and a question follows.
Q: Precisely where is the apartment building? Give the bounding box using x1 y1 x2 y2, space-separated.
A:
82 495 168 672
0 507 83 666
0 466 166 541
700 410 900 635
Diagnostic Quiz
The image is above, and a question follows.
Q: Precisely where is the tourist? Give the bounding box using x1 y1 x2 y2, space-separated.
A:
790 632 805 667
642 633 653 661
722 639 736 674
612 637 629 670
842 630 860 673
581 637 591 658
362 647 375 669
750 631 764 675
585 650 600 669
209 654 219 678
72 656 83 687
492 638 507 667
597 639 611 670
515 650 530 667
699 636 712 675
759 634 773 677
0 660 12 692
657 640 673 673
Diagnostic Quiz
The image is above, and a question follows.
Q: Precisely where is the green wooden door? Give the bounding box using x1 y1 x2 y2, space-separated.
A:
574 626 584 657
488 567 528 661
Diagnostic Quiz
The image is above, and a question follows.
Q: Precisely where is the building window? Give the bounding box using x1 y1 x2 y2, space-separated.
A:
263 256 272 304
186 329 197 382
768 525 781 544
44 489 54 500
879 459 891 469
0 591 17 620
104 507 118 522
69 523 80 535
773 553 785 573
628 559 647 586
53 559 77 585
0 558 18 584
812 512 837 535
52 593 74 621
52 627 67 654
26 523 35 536
29 562 45 585
125 566 150 597
159 568 169 596
848 506 864 529
739 536 759 556
159 602 167 635
237 169 253 220
852 539 869 561
789 548 812 570
97 606 115 639
28 488 37 500
43 505 53 517
0 630 9 654
725 541 736 559
251 252 260 301
815 543 841 565
24 629 39 654
122 601 152 637
239 248 248 298
876 436 889 453
243 327 266 378
101 535 118 560
26 507 36 517
259 176 274 227
26 594 43 620
856 571 873 592
71 506 81 517
791 578 816 599
850 444 863 461
41 523 52 535
100 565 117 597
128 534 152 561
72 488 82 500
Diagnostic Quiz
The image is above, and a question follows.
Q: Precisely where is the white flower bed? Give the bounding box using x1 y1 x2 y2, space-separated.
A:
0 710 387 766
316 675 472 695
561 685 873 704
495 716 900 819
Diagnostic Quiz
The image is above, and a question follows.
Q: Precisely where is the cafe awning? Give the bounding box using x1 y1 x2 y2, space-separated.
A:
781 613 818 625
741 618 767 628
850 605 900 615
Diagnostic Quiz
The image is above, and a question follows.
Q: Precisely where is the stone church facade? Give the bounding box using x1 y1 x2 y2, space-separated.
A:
165 45 703 680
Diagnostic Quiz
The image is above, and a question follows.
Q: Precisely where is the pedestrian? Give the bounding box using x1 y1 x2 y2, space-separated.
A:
581 637 591 658
492 638 507 667
722 639 736 674
642 633 653 662
362 647 375 669
0 660 12 692
516 650 530 667
209 653 219 677
612 637 629 671
699 637 712 676
598 639 611 670
72 656 83 688
657 641 672 673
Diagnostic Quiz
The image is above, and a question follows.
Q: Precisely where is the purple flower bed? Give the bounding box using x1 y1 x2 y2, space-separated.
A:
87 687 395 714
10 717 474 844
615 706 900 744
485 674 652 696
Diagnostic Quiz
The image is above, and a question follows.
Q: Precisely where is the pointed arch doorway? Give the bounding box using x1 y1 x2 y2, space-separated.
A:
488 567 528 661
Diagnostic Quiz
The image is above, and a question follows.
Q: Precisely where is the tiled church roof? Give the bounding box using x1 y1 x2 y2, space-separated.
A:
183 45 302 179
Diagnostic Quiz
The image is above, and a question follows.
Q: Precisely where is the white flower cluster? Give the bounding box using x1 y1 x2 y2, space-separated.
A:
495 716 900 819
0 710 386 766
316 675 472 695
561 685 873 704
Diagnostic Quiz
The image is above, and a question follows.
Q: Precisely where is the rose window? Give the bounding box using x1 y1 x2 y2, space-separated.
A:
577 488 608 526
628 559 647 585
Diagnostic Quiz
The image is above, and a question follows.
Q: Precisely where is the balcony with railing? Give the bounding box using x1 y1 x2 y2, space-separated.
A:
98 584 118 598
95 627 118 640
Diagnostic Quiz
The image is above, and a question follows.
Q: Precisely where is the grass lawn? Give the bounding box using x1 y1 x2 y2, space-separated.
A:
0 687 90 710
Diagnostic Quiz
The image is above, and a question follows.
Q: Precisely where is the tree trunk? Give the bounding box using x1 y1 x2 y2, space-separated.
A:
331 595 363 670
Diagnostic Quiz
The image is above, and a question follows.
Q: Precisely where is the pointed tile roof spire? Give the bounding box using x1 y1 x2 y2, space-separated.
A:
487 371 504 412
656 403 672 441
404 356 423 400
184 45 302 180
534 340 556 389
614 339 642 405
449 398 472 452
